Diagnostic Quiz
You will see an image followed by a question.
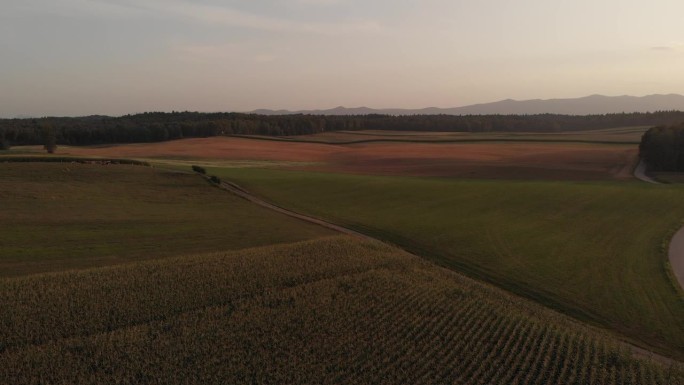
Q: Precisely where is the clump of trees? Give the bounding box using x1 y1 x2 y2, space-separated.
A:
190 164 219 185
639 123 684 171
191 165 206 174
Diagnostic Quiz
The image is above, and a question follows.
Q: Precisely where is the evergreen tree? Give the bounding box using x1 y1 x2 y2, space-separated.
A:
0 129 9 150
41 122 57 154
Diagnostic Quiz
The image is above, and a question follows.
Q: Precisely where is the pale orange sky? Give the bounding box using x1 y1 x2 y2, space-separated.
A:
2 0 684 117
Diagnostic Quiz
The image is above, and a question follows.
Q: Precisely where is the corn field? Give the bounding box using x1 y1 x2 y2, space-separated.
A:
1 236 681 384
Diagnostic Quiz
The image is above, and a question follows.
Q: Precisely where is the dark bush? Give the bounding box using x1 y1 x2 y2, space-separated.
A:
640 123 684 172
209 175 221 184
192 165 206 174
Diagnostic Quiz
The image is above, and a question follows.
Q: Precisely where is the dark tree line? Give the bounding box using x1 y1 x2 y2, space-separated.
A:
3 110 684 147
639 123 684 172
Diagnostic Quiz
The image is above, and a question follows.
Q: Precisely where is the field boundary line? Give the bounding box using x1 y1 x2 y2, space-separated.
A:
211 177 377 242
0 155 150 166
226 134 639 146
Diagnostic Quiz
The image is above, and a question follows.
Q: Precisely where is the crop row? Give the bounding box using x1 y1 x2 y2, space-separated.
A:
1 237 681 384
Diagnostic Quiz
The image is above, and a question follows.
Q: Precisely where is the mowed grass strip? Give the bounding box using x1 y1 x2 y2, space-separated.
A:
0 163 333 276
211 167 684 358
1 237 681 384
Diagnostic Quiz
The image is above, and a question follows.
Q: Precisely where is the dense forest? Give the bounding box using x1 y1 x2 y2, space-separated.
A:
639 123 684 172
2 111 684 147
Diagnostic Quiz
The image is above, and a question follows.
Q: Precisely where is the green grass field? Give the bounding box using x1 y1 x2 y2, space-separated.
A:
653 172 684 184
2 236 680 384
0 163 333 276
210 167 684 358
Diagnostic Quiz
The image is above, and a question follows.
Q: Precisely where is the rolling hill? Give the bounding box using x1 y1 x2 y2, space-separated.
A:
251 94 684 116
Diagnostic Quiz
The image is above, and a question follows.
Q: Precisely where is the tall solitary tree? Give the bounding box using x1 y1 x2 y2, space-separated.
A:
41 121 57 154
0 129 9 150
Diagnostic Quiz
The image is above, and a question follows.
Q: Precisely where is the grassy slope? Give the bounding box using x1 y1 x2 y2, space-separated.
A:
211 167 684 358
1 236 681 384
0 163 333 276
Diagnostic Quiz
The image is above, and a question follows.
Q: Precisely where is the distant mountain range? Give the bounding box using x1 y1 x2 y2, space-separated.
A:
250 94 684 116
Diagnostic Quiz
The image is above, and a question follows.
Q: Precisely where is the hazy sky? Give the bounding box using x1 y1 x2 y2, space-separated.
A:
2 0 684 117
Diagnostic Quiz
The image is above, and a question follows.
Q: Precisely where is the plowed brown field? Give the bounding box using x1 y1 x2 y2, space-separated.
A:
58 137 638 180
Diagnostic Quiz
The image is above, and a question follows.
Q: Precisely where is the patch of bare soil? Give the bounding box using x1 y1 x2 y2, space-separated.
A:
62 137 346 162
318 142 638 180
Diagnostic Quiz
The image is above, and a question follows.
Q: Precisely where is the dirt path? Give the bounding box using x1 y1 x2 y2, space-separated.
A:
669 227 684 291
214 179 376 242
634 159 659 184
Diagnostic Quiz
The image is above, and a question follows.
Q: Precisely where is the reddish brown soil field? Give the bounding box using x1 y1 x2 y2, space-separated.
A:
61 137 335 162
59 137 638 180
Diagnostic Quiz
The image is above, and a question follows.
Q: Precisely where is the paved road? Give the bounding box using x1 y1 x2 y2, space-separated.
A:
669 227 684 291
634 159 659 184
632 160 684 292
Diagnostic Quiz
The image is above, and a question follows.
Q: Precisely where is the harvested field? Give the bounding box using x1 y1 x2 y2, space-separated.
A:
52 136 638 180
311 141 637 180
51 137 337 162
1 237 681 384
290 126 649 144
